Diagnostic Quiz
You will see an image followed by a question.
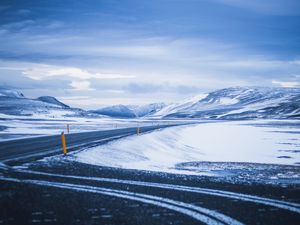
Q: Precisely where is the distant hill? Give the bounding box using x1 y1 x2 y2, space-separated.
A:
0 87 88 118
128 103 166 117
91 103 166 118
1 86 299 120
91 105 136 118
0 87 25 98
37 96 70 108
153 87 300 119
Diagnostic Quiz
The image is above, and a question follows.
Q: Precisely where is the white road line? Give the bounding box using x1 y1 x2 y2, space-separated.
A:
19 169 300 214
0 177 244 225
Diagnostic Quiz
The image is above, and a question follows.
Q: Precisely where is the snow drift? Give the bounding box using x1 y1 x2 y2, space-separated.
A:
73 121 300 175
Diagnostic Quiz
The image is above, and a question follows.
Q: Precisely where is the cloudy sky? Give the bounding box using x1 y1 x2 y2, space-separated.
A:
0 0 299 108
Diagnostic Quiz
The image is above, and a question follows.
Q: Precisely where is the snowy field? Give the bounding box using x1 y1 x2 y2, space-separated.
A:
0 113 188 141
72 120 300 179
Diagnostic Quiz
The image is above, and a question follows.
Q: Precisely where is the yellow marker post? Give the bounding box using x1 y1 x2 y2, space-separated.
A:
61 131 67 155
67 124 70 134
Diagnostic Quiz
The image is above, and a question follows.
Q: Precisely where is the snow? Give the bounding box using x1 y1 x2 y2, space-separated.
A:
0 88 24 98
92 105 136 118
219 97 239 105
154 86 300 119
129 103 166 117
37 96 69 108
153 94 208 117
0 111 190 141
219 96 289 117
73 120 300 175
0 117 121 140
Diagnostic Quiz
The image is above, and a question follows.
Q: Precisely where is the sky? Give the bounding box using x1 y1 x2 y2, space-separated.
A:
0 0 299 109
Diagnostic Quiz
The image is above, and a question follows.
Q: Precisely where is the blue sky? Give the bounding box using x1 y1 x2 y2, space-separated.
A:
0 0 299 108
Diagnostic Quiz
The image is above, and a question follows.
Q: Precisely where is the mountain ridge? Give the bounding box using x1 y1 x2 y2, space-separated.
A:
154 86 300 119
0 86 299 119
0 88 87 118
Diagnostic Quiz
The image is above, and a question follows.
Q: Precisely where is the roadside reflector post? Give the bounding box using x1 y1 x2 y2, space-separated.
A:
61 131 67 155
67 124 70 134
137 127 140 135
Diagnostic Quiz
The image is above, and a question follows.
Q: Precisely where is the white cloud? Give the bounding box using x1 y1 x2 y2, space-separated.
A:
69 80 94 91
272 80 300 88
21 64 135 80
14 62 136 92
218 60 281 68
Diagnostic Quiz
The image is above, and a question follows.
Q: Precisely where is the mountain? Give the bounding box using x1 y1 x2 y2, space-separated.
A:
0 87 87 118
128 103 166 117
91 105 136 118
37 96 70 108
154 87 300 119
1 86 299 120
0 87 164 119
91 103 167 118
153 94 208 118
0 87 25 98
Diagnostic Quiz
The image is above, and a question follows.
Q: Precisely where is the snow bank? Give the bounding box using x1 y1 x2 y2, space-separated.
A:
73 121 300 175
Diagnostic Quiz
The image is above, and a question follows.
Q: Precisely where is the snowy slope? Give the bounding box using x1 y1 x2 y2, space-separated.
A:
1 86 299 120
152 94 208 118
128 103 166 117
0 87 25 98
0 87 87 118
73 120 300 175
155 87 300 119
37 96 70 108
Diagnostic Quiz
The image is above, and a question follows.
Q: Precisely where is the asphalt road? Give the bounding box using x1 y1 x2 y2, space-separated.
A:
0 124 172 165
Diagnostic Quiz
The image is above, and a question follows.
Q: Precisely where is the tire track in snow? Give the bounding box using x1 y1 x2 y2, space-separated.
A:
0 177 243 225
19 169 300 214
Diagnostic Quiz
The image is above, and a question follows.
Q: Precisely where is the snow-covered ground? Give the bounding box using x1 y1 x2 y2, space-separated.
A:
0 117 122 139
0 113 190 141
72 120 300 176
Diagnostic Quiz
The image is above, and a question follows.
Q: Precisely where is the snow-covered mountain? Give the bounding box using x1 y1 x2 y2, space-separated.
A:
0 87 25 98
91 103 166 118
128 103 166 117
1 86 299 120
153 94 208 117
91 105 136 118
0 88 88 118
154 87 300 119
37 96 70 108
